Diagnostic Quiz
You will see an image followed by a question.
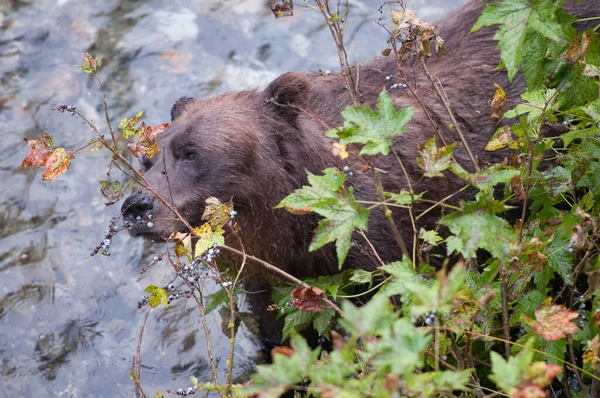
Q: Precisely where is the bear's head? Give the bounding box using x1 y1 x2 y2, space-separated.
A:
121 72 321 242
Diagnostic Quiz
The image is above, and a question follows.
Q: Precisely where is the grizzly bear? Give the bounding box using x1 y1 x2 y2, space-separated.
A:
122 0 598 345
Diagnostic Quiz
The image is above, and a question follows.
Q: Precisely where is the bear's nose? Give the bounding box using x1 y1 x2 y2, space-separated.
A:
121 194 155 234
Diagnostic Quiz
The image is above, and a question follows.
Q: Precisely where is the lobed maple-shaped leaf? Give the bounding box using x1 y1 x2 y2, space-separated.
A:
277 168 370 267
471 0 565 81
21 134 74 181
441 193 517 261
524 302 579 341
417 138 456 178
326 89 414 156
504 88 559 125
290 287 325 313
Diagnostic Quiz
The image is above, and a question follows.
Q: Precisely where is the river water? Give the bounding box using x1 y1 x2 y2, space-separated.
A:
0 0 466 396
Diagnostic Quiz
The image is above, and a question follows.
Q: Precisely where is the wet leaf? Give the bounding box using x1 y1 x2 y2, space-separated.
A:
523 302 579 341
145 285 168 308
291 287 325 313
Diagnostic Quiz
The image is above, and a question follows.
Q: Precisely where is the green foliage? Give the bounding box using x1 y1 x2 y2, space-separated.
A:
471 0 566 81
325 89 414 156
265 2 600 396
277 168 370 266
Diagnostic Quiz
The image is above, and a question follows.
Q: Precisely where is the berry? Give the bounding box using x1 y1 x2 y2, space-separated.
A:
385 75 392 80
146 222 154 228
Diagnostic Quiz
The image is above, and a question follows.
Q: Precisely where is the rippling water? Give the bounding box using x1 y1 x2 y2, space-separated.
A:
0 0 466 396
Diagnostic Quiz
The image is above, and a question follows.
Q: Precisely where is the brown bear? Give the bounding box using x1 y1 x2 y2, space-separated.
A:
122 0 597 344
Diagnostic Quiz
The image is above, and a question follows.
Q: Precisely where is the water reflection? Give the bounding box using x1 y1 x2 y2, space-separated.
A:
0 0 466 395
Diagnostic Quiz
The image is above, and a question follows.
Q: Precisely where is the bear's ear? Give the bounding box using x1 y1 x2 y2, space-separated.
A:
262 72 310 125
170 97 196 121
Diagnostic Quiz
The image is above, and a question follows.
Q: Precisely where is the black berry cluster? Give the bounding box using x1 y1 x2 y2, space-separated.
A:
53 103 77 116
90 217 129 257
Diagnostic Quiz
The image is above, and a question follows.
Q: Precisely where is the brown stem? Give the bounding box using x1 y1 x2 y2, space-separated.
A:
568 334 588 397
314 0 359 104
500 271 511 360
372 168 410 258
188 280 220 385
132 306 151 398
418 56 480 171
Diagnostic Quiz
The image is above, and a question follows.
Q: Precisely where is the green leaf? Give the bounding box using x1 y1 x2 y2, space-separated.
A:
312 308 336 336
282 310 314 341
490 339 535 393
504 88 559 125
119 111 144 139
363 317 431 376
404 263 467 317
453 164 520 192
98 179 123 206
241 334 320 398
385 190 425 205
192 224 225 256
340 294 397 337
417 138 456 178
278 168 370 267
349 269 373 285
441 194 517 261
378 258 418 300
472 0 564 81
326 89 414 156
145 285 168 308
205 287 229 314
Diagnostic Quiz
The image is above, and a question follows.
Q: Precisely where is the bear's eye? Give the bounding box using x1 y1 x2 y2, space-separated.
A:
185 153 197 161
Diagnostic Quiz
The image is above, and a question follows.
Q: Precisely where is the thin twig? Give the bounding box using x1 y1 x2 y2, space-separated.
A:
132 306 151 398
418 57 480 171
220 245 345 317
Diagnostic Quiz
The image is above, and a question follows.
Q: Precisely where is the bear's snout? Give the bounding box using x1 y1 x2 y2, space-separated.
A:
122 193 156 237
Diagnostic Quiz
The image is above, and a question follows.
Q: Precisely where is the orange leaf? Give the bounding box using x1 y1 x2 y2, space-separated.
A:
41 148 73 181
21 134 73 180
525 303 579 341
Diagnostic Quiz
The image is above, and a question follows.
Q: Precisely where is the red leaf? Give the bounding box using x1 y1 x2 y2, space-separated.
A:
21 134 54 169
291 286 325 312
